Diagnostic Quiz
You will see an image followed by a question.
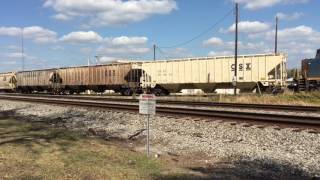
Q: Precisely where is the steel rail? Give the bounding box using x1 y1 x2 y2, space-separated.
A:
1 93 319 112
0 95 319 126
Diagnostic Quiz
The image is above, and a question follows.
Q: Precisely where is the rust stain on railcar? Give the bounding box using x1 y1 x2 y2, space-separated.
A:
16 69 57 88
58 63 133 86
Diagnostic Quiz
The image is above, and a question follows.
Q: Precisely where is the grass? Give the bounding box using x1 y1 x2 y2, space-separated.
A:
0 117 171 180
218 91 320 106
164 91 320 106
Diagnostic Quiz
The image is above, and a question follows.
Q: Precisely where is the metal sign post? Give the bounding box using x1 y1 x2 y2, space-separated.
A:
139 94 156 157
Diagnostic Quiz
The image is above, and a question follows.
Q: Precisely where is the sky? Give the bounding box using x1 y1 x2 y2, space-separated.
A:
0 0 319 72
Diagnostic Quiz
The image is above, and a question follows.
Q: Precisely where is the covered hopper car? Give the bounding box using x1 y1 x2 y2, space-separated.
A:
0 72 16 92
12 62 141 95
139 53 287 95
15 69 61 93
57 63 141 95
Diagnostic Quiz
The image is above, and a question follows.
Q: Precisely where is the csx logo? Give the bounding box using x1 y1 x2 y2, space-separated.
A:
231 63 252 71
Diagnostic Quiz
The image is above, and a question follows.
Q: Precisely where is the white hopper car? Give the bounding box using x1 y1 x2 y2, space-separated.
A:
0 72 16 92
138 53 287 95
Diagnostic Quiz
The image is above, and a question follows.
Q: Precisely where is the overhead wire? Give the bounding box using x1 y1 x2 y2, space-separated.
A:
156 46 172 60
158 7 234 49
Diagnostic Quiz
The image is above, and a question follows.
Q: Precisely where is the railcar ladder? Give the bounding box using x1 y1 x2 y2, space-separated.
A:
298 79 306 91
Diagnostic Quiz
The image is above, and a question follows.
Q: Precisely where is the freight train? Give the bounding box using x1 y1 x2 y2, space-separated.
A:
0 53 287 95
289 49 320 91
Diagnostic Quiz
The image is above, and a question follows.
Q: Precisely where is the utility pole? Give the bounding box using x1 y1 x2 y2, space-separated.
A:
234 3 239 96
275 16 278 54
21 28 25 71
153 44 156 61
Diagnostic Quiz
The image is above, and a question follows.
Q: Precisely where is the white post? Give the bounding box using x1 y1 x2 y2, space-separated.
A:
139 94 156 157
147 114 150 157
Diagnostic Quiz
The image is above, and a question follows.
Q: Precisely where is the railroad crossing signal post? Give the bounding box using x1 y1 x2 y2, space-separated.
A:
139 94 156 157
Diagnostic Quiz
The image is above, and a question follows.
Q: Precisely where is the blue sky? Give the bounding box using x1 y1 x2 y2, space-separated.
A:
0 0 319 72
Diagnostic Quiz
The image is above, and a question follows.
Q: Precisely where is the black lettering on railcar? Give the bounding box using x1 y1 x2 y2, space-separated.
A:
246 63 252 70
239 64 243 71
231 63 251 71
231 64 235 71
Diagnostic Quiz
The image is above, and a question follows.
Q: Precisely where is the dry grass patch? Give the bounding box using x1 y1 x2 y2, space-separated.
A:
165 92 320 106
219 92 320 106
0 118 167 180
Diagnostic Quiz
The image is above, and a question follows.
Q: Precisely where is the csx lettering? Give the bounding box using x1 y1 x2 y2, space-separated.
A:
239 64 243 71
231 63 252 71
246 63 251 70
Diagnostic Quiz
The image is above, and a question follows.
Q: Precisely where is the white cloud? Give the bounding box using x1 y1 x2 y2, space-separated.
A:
227 21 270 33
232 0 309 10
98 56 120 63
264 25 318 42
0 26 57 43
60 31 103 43
97 46 150 55
97 36 150 58
203 37 224 46
44 0 177 27
52 13 73 21
276 12 303 20
23 26 57 43
0 26 21 36
107 36 148 46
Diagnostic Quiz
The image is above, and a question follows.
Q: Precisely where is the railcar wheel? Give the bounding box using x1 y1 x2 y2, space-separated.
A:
121 89 133 96
153 88 168 96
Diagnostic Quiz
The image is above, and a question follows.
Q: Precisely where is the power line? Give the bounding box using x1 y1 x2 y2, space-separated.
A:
159 8 234 49
156 46 172 60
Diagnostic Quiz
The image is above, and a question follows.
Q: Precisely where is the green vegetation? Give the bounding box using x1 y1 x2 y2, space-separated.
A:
0 117 183 180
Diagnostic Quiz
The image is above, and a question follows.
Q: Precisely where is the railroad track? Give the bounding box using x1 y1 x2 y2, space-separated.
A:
0 94 320 126
1 93 319 112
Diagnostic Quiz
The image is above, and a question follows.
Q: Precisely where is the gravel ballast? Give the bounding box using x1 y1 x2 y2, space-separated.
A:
0 100 319 179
